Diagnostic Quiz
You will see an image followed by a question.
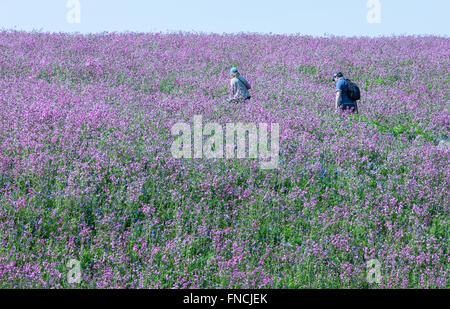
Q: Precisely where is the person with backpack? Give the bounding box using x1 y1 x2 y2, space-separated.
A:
332 72 360 114
228 67 251 103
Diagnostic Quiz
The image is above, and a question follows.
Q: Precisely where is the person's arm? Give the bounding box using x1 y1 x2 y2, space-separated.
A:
229 79 236 98
335 91 342 110
335 79 344 110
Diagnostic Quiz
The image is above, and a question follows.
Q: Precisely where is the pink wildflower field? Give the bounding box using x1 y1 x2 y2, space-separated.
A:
0 31 448 288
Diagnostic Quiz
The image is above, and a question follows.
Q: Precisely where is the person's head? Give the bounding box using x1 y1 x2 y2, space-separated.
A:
230 67 239 78
332 72 344 83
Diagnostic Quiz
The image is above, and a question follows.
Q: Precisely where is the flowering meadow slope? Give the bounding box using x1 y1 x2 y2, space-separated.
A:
0 32 448 288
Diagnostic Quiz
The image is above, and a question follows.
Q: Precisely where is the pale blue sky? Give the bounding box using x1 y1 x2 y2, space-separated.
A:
0 0 448 36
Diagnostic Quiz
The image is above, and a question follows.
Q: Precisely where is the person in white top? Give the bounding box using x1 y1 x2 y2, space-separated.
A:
228 67 251 103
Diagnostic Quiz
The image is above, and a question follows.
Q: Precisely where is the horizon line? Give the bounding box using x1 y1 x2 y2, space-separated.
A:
1 28 449 39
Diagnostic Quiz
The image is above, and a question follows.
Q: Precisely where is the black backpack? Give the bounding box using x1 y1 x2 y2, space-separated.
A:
346 79 361 101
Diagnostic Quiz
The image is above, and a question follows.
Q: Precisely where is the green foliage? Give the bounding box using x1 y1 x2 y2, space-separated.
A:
297 65 317 76
159 77 179 94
